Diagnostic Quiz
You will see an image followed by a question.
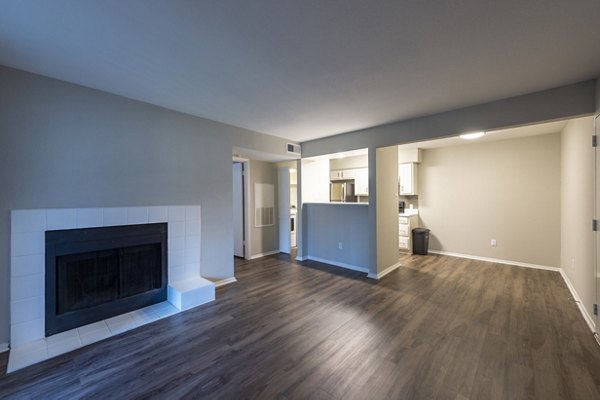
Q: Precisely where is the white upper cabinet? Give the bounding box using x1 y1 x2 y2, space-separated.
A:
354 168 369 196
330 169 358 180
399 163 418 195
330 167 369 196
330 169 356 180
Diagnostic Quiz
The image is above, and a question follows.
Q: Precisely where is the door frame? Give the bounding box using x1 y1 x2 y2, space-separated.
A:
278 166 291 254
233 157 251 259
594 114 600 341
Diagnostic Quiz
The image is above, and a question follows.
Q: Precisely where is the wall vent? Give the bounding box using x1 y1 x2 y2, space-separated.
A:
255 183 275 227
286 143 301 156
255 207 274 227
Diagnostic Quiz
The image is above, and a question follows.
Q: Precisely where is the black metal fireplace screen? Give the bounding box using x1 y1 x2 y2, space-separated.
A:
45 223 167 336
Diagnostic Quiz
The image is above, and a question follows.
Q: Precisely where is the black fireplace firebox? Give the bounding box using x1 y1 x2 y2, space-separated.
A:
45 223 167 336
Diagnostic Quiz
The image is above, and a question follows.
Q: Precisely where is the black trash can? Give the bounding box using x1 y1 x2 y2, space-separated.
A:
412 228 430 255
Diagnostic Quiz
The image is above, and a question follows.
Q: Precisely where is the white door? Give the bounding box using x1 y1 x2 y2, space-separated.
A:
233 162 244 257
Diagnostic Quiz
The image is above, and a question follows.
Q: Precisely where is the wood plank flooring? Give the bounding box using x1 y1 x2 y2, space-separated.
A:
1 253 600 399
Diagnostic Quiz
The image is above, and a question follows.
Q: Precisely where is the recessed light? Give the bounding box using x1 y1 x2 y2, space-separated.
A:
459 131 485 140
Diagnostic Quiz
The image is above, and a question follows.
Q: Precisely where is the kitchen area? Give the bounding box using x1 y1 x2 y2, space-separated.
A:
325 147 425 255
298 146 426 274
299 149 370 271
327 148 369 204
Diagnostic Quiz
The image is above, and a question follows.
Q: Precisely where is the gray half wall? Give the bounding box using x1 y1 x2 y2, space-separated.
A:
305 204 369 270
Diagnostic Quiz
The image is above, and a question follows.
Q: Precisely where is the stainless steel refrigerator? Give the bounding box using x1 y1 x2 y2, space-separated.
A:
330 181 356 202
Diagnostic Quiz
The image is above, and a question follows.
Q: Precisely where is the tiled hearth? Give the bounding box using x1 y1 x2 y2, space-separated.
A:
8 301 180 372
9 205 216 372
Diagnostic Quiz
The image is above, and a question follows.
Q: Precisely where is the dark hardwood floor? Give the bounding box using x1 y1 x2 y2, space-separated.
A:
1 253 600 399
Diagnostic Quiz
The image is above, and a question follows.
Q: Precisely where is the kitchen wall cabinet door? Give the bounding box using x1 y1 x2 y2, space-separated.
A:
330 169 355 180
399 163 418 195
354 168 369 196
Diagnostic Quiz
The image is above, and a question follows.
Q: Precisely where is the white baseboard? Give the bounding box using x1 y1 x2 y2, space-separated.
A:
248 250 280 260
559 269 596 333
428 250 595 334
428 250 559 272
306 256 368 273
367 261 402 280
296 255 308 261
214 277 237 288
0 342 8 353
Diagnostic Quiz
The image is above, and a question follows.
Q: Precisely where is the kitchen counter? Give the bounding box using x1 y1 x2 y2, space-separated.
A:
304 202 368 206
399 209 419 217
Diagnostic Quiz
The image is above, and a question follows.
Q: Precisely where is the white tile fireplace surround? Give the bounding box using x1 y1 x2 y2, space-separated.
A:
9 205 216 372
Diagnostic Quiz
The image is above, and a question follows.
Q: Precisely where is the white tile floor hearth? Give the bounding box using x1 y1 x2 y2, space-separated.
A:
8 301 179 372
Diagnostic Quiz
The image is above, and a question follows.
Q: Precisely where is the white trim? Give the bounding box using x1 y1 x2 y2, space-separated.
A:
306 256 368 273
214 277 237 287
248 250 280 260
243 161 251 260
296 256 308 261
0 342 9 353
279 249 290 255
559 269 596 333
428 250 559 272
367 261 402 280
427 250 596 333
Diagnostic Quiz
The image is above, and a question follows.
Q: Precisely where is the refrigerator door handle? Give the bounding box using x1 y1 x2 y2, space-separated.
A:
342 184 346 202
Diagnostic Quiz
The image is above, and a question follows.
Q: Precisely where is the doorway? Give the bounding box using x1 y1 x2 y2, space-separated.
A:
233 161 246 258
277 166 298 254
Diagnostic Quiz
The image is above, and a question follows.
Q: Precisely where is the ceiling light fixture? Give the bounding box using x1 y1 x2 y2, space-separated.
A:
459 131 485 140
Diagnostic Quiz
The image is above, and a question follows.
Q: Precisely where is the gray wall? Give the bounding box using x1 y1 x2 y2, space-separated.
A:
302 80 597 156
248 160 279 257
305 204 369 269
0 66 292 344
418 133 561 267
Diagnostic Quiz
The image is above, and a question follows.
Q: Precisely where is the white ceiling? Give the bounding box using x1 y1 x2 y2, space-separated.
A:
1 1 599 142
398 119 569 150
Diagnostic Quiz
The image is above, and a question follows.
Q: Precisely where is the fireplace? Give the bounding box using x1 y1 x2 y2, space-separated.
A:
45 223 167 336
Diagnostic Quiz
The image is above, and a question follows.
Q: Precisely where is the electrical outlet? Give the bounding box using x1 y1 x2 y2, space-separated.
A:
491 239 497 247
338 242 343 250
